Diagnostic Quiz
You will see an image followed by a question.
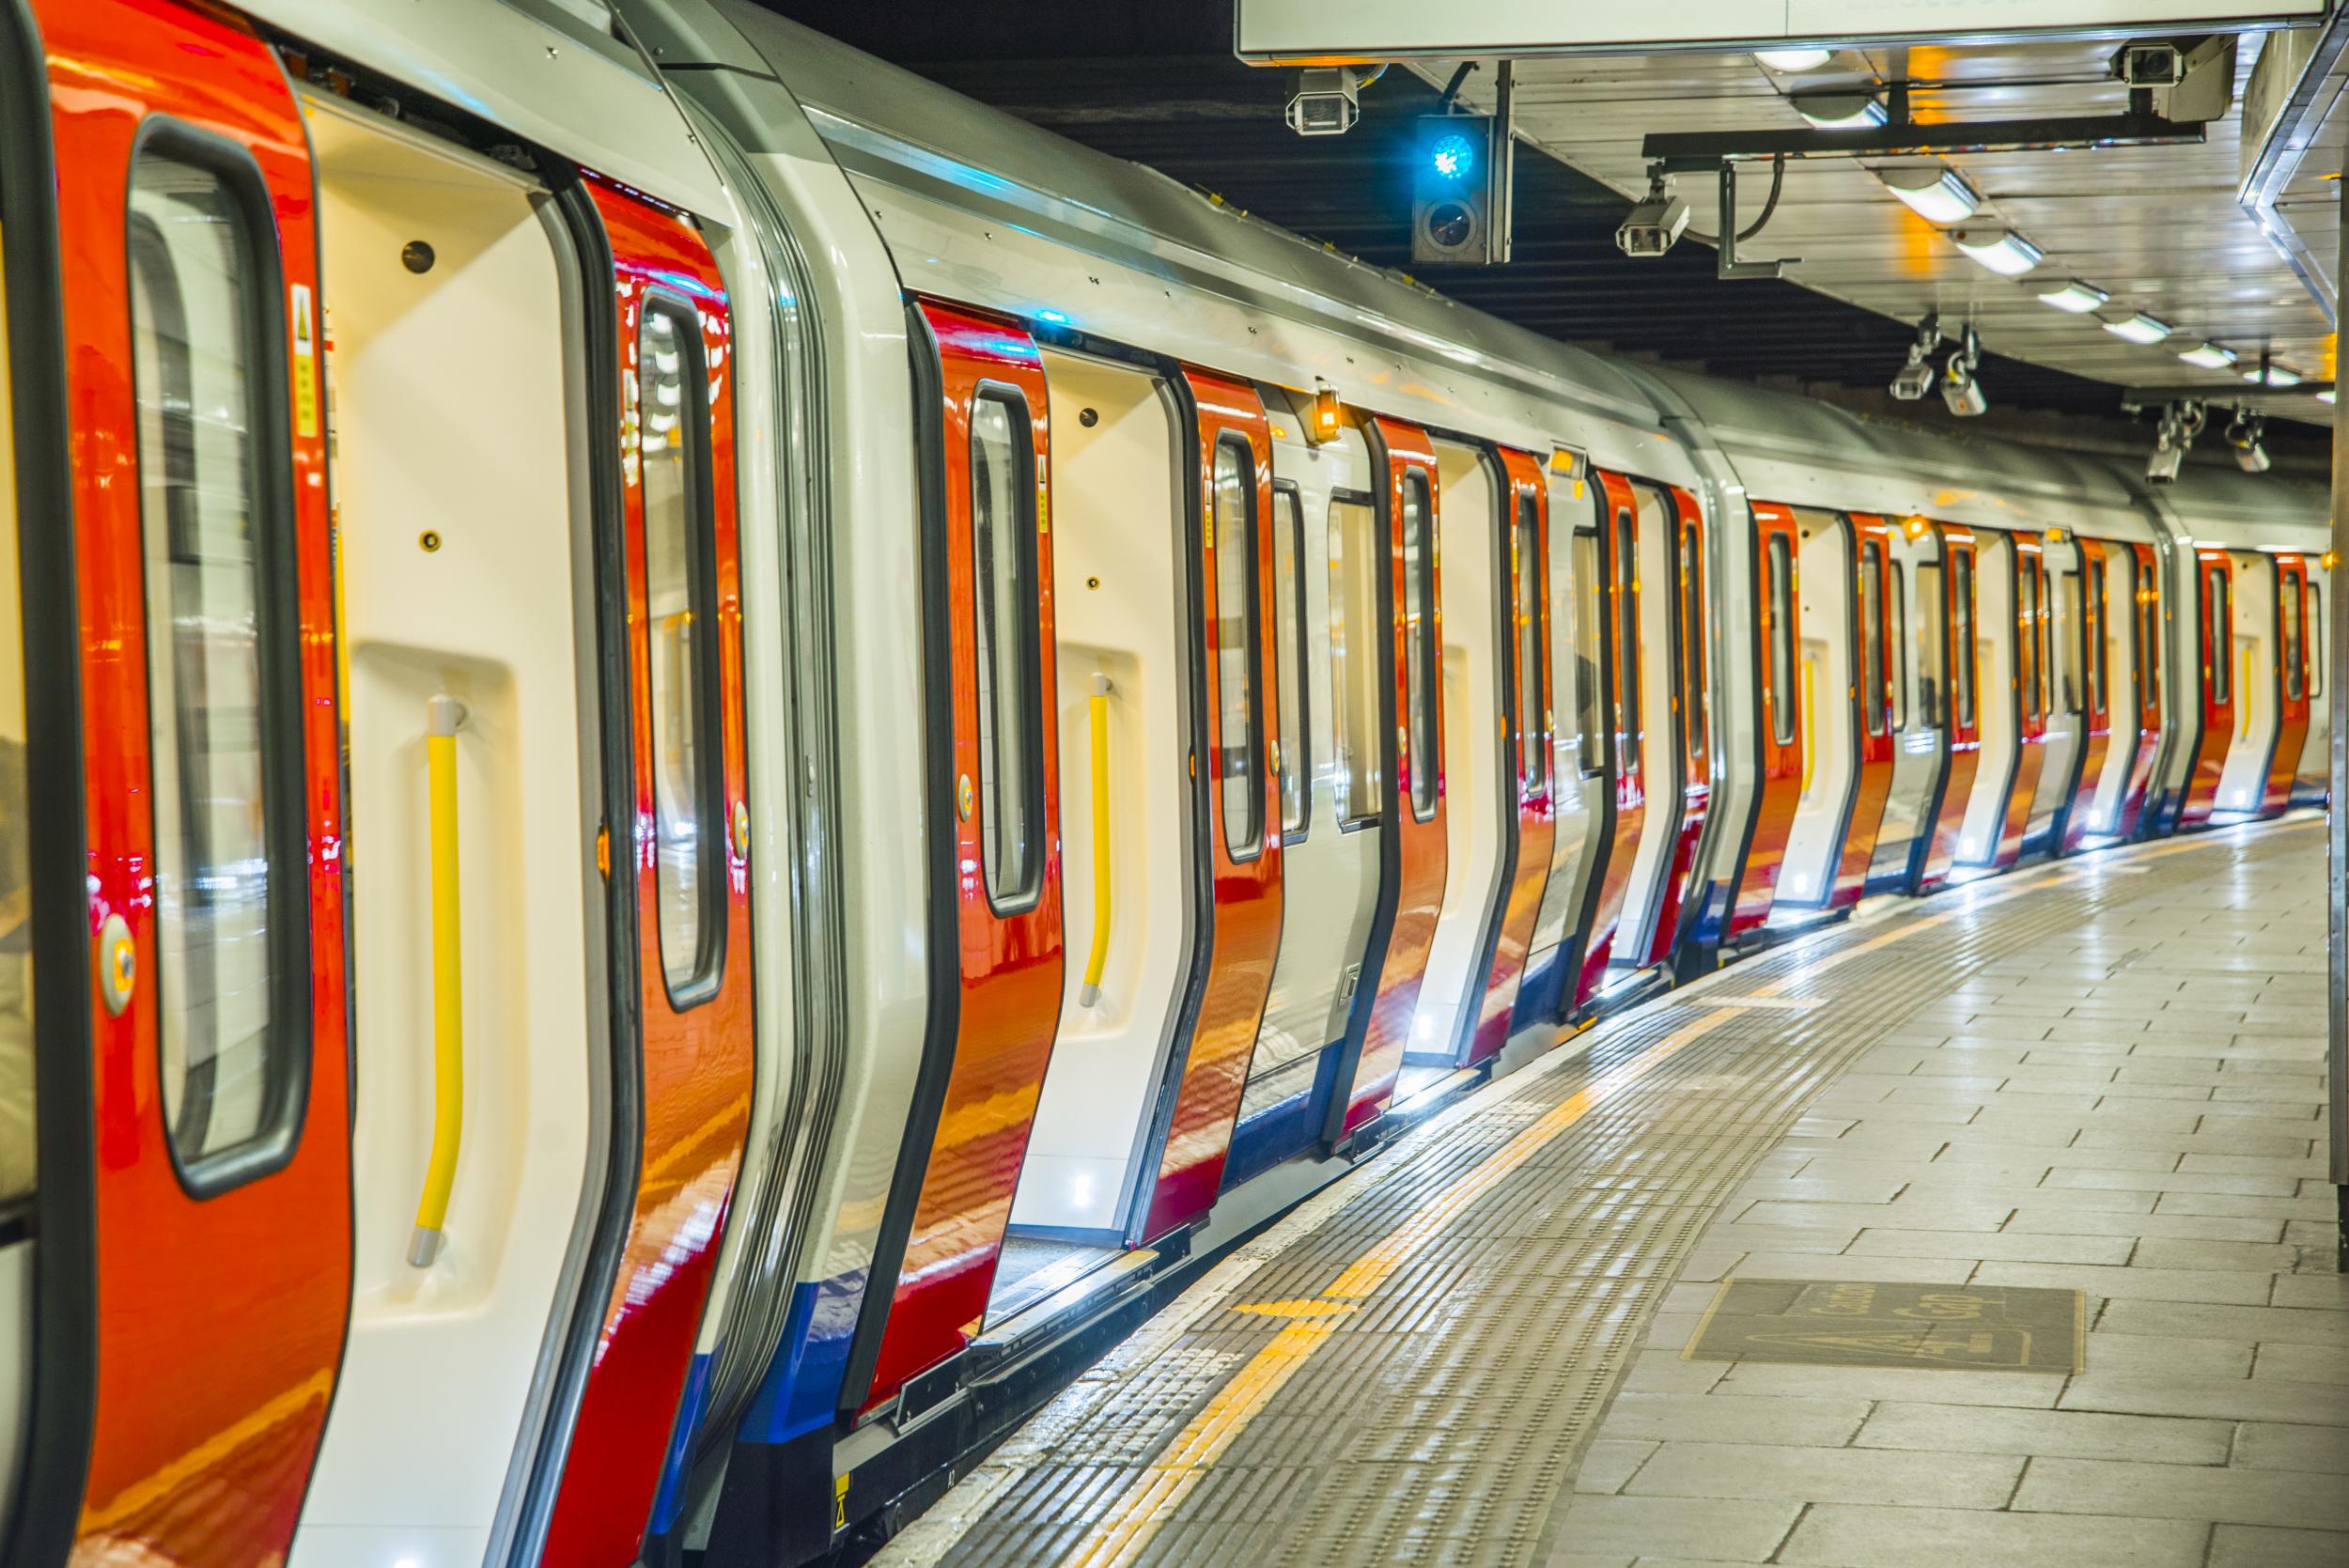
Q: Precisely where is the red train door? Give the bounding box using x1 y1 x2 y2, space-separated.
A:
1991 533 2050 867
2264 553 2310 816
1732 503 1804 934
2063 536 2116 852
1642 486 1711 963
1466 446 1555 1064
1335 415 1446 1135
20 3 353 1561
2179 546 2236 828
849 303 1064 1410
2115 541 2164 836
537 179 759 1565
1578 469 1646 1002
1829 515 1897 906
1140 368 1283 1236
1919 525 1981 891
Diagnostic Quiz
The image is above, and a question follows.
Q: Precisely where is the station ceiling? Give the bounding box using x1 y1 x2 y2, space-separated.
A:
749 1 2331 460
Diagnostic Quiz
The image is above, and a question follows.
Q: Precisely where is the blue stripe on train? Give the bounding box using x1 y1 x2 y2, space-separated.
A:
739 1270 863 1444
646 1352 715 1537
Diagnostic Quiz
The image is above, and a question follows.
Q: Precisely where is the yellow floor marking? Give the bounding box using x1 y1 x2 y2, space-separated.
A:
1051 822 2274 1568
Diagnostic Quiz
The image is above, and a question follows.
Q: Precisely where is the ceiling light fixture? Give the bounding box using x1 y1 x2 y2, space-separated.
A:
1754 48 1835 72
2319 389 2338 405
2177 343 2237 370
1952 227 2044 276
1794 92 1888 129
2036 280 2109 314
1877 163 1982 226
2243 363 2301 387
2101 312 2172 345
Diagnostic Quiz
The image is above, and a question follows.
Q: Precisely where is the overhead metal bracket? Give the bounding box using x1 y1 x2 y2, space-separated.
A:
1644 93 2203 170
1716 160 1793 281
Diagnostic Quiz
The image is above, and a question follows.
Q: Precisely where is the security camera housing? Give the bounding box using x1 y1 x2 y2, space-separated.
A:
1942 365 1987 417
2146 442 2185 483
1615 194 1690 257
1285 67 1361 136
1890 359 1936 401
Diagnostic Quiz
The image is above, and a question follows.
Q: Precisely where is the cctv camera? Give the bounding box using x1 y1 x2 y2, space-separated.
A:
2112 41 2185 86
1941 353 1986 417
1615 192 1690 258
1285 67 1361 136
1890 354 1935 401
2146 441 2184 483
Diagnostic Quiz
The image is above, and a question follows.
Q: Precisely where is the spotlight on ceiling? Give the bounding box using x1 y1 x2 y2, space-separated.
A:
1754 47 1836 72
2224 409 2269 474
1952 227 2044 277
1891 316 1941 401
1941 325 1987 417
1877 163 1981 225
2101 311 2172 345
2320 389 2338 406
2037 279 2109 314
2177 342 2238 371
2147 400 2203 485
1615 166 1690 258
2244 362 2302 388
1794 92 1888 129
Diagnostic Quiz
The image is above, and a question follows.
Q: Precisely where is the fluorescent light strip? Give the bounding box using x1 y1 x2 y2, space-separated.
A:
2037 280 2108 314
1877 164 1981 225
1755 48 1835 71
1796 94 1887 129
2177 343 2236 370
1953 228 2043 277
2101 312 2171 345
2244 365 2302 387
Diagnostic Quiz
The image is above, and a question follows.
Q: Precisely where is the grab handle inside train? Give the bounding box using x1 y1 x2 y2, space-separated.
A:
410 692 469 1267
1079 672 1113 1008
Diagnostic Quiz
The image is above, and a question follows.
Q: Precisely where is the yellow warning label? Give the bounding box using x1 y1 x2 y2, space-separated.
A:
290 283 319 439
833 1472 849 1531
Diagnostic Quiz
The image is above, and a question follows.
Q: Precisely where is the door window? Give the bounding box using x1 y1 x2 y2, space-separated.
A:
131 148 305 1182
1515 492 1546 789
970 388 1046 909
1613 505 1641 776
1574 526 1603 772
1328 496 1380 824
1401 470 1438 820
1211 437 1263 857
1766 532 1796 745
0 225 26 1211
1679 518 1706 760
2139 566 2161 711
2310 582 2325 700
2206 566 2231 706
2283 573 2306 702
1890 562 1908 731
2087 560 2108 715
2017 556 2042 723
1914 562 1943 730
1952 551 1976 729
1271 485 1309 835
640 301 725 1001
1859 539 1887 736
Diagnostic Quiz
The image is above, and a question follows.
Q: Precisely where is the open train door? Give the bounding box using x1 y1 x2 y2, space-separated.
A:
2062 536 2118 853
1642 486 1711 968
1729 504 1804 936
1576 468 1646 1005
1827 516 1897 905
1327 415 1445 1140
1990 532 2050 867
2116 541 2165 836
3 3 355 1562
2264 553 2310 817
1918 525 1982 891
843 303 1066 1418
2178 545 2236 829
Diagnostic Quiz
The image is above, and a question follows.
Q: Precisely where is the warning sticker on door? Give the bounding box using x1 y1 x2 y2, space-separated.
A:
1681 1279 2084 1374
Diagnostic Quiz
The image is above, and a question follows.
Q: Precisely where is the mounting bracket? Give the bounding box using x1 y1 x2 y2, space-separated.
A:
1716 160 1794 281
1644 88 2203 169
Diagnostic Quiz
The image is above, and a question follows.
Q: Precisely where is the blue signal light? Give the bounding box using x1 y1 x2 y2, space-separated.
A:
1035 308 1070 325
1429 132 1476 181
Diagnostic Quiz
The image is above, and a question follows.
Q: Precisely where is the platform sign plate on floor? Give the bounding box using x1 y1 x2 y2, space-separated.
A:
1683 1280 2084 1374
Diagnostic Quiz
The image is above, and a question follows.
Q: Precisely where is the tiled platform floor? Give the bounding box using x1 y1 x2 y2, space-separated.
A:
880 817 2343 1568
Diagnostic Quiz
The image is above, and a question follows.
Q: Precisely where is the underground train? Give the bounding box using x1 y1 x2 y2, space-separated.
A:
0 1 2331 1565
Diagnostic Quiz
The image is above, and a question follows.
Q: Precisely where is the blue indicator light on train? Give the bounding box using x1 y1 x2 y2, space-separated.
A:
1429 132 1476 180
1036 308 1070 325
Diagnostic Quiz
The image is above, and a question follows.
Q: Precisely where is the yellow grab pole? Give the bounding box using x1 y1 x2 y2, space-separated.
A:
2239 644 2253 738
1799 658 1817 797
1079 673 1113 1008
410 692 467 1267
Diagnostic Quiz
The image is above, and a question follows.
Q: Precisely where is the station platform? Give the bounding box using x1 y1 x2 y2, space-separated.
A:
876 815 2346 1568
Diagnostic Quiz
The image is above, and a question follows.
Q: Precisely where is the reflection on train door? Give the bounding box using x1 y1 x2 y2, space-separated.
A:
1830 515 1897 906
2264 553 2310 817
1730 503 1804 934
1578 469 1645 1003
17 3 354 1561
1993 532 2050 867
1465 446 1555 1064
2116 541 2164 837
1918 526 1981 891
2179 547 2235 829
1140 368 1283 1237
2063 536 2115 853
538 179 758 1566
848 303 1064 1413
1642 486 1711 964
1330 416 1445 1136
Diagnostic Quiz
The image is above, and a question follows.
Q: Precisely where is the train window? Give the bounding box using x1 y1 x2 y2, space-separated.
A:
2017 557 2043 723
1889 562 1908 731
1766 533 1796 746
970 386 1046 911
1211 437 1264 857
641 300 726 1000
0 225 26 1211
1515 492 1547 789
1915 562 1943 730
1859 540 1887 737
1272 485 1309 836
1614 505 1641 776
1402 470 1439 820
1328 496 1380 824
131 148 307 1183
2038 564 2057 718
2095 561 2114 713
1573 527 1603 775
1952 551 1976 729
2310 582 2325 700
1679 518 1706 760
2282 574 2306 703
2206 566 2231 706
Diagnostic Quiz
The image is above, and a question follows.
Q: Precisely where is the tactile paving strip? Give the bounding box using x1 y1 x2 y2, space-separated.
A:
917 832 2288 1568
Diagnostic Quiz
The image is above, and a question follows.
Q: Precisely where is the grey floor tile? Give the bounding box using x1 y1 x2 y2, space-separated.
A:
1774 1502 2209 1568
2178 1154 2331 1179
2233 1421 2349 1473
1570 1439 1659 1496
2061 1371 2349 1425
2097 1298 2349 1346
1852 1400 2234 1464
1702 1224 1865 1255
2081 1330 2255 1380
1621 1349 1732 1395
2011 1454 2349 1529
1592 1392 1872 1447
2253 1342 2349 1385
1537 1496 1802 1562
1738 1200 2015 1232
1970 1261 2273 1307
1724 1252 1980 1284
1847 1228 2132 1265
2132 1236 2300 1271
1712 1362 2067 1408
2153 1189 2336 1219
2003 1208 2287 1243
2270 1273 2349 1310
1622 1441 2021 1507
2044 1167 2295 1198
2207 1524 2349 1568
2075 1128 2318 1159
